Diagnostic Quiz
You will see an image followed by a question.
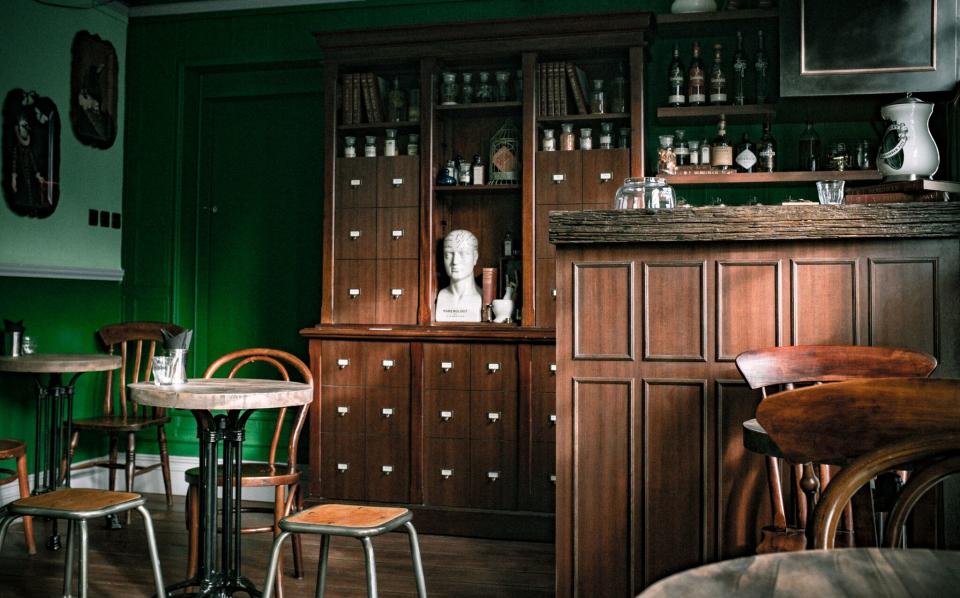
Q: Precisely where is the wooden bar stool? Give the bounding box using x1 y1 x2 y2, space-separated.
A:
0 438 35 555
262 504 427 598
0 488 166 598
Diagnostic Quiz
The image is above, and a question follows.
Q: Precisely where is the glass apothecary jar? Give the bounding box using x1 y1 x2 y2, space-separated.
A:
440 72 458 105
542 128 556 151
343 135 357 158
407 133 419 156
579 127 593 150
560 123 575 151
599 122 613 149
384 128 398 157
614 177 676 209
461 72 475 104
495 70 511 102
364 135 377 157
590 79 606 114
476 71 494 102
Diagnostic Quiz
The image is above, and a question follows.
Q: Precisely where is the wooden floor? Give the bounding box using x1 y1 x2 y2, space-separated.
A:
0 494 554 597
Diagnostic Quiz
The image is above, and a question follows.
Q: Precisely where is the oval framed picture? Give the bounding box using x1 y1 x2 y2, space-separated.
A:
71 30 118 149
2 89 61 218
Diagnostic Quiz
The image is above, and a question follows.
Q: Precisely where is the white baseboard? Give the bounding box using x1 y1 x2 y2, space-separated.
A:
1 455 277 505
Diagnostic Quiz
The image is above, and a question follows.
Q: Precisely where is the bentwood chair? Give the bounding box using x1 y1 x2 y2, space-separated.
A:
0 438 35 554
735 345 937 552
751 377 960 548
69 322 184 518
185 348 312 597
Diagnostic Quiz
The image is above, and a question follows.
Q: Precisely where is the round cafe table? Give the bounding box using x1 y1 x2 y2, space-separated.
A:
638 548 960 598
130 378 312 597
0 353 121 549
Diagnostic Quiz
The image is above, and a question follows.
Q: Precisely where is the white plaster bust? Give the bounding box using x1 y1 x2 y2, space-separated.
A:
435 229 482 322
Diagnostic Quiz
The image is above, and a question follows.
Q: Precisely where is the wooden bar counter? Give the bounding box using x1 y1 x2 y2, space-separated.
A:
550 203 960 597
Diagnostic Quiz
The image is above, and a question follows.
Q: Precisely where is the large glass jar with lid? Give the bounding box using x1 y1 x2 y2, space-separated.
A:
589 79 606 114
476 72 494 102
614 177 676 209
343 135 357 158
495 71 512 102
599 122 613 149
440 72 458 105
559 123 575 151
461 72 475 104
384 128 398 157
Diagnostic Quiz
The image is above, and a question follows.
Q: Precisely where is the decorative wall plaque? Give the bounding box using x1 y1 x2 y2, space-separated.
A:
2 89 61 218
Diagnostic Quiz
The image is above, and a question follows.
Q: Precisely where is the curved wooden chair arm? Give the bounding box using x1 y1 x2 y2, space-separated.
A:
812 434 960 549
884 453 960 547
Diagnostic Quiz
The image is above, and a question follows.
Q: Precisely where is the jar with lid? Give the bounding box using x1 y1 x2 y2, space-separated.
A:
658 135 676 175
384 128 398 157
580 127 593 150
610 63 626 113
343 135 357 158
437 163 457 186
674 129 689 166
589 79 606 114
461 72 475 104
618 127 631 148
495 70 512 102
408 88 420 122
599 122 613 149
407 133 419 156
560 123 575 151
364 135 377 157
542 128 557 151
476 71 494 102
386 76 407 122
689 139 701 165
457 155 472 185
440 72 458 105
700 138 711 165
614 177 676 209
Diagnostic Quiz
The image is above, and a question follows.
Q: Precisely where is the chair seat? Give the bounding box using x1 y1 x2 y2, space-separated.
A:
184 462 302 487
72 414 170 432
0 438 26 459
9 488 144 519
280 504 411 537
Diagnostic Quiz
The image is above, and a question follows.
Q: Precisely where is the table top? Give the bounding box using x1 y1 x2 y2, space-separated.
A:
638 548 960 598
0 353 121 374
129 378 312 411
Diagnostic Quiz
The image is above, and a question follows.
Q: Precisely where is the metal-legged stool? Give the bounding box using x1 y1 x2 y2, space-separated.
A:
0 438 35 554
263 504 427 598
0 488 166 598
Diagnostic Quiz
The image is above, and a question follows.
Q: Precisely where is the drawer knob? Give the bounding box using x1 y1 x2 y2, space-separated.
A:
487 362 501 373
549 414 557 425
382 359 395 369
337 463 349 472
381 407 394 418
349 229 361 240
551 288 557 299
349 178 362 188
390 288 404 299
552 173 565 183
337 358 350 369
348 288 361 298
391 228 404 239
392 177 404 187
487 411 501 423
439 410 454 421
487 471 500 482
441 468 454 479
549 363 557 374
337 406 350 417
381 464 394 475
599 172 612 182
550 474 557 484
440 361 454 372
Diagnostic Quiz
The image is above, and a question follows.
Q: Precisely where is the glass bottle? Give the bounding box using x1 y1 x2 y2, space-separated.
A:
710 115 733 171
658 134 676 174
384 128 398 157
503 232 513 257
599 122 614 149
495 71 512 102
560 123 575 151
542 128 557 151
461 72 474 104
755 30 769 104
758 121 777 172
687 41 706 106
343 135 357 158
476 71 494 102
579 127 593 150
667 44 686 107
674 129 689 166
472 154 485 185
709 43 728 105
732 31 748 106
689 139 701 165
700 138 711 165
440 71 458 105
589 80 606 114
457 154 471 185
387 76 407 122
618 127 631 149
407 133 419 156
610 63 627 113
364 135 377 157
799 121 822 171
408 88 420 122
856 139 872 170
734 132 757 173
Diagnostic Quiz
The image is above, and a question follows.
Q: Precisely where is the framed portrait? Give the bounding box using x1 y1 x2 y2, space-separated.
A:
70 30 118 149
2 89 61 218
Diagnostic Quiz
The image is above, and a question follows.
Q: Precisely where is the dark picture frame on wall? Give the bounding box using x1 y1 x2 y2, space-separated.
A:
70 30 118 149
2 89 61 218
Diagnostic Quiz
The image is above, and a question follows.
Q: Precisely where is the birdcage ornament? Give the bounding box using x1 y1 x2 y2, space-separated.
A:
489 119 520 184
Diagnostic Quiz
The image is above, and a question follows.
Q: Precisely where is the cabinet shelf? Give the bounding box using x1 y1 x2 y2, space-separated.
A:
435 184 521 193
657 104 776 124
655 8 778 35
435 101 522 116
338 120 420 131
663 170 882 185
537 112 630 124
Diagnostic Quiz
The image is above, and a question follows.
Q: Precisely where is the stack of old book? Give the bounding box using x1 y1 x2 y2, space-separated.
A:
537 61 590 117
843 179 958 204
340 72 387 124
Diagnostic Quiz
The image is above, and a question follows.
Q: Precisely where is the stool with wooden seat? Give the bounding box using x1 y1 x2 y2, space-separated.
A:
0 438 35 554
0 488 166 597
262 504 427 598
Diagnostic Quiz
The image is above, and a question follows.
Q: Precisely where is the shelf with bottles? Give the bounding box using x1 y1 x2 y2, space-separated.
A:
536 54 630 121
663 170 882 186
436 61 523 108
656 103 775 124
337 128 421 159
338 70 420 127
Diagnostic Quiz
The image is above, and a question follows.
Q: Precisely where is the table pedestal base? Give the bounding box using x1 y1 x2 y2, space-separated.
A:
33 374 80 551
164 573 261 598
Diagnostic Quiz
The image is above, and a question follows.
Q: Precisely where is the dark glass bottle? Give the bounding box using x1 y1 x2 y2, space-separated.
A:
799 121 822 171
667 44 686 107
709 43 728 105
758 121 777 172
710 115 733 171
687 41 706 106
735 132 758 173
732 31 748 106
387 75 408 122
755 30 769 104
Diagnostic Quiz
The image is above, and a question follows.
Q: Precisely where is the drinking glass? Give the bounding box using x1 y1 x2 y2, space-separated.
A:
816 180 845 205
152 356 173 385
20 336 36 355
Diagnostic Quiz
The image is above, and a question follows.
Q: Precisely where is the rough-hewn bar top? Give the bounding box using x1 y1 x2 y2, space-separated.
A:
129 378 312 411
0 353 121 374
549 203 960 244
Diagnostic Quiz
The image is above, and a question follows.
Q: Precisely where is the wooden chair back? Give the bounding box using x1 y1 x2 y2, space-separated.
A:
736 345 938 397
812 433 960 548
202 348 313 469
97 322 185 419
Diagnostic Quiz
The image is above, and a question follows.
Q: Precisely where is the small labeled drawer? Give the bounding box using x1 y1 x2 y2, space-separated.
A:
377 155 419 208
320 340 363 387
365 386 409 437
336 157 377 209
469 440 518 510
423 389 470 439
320 385 365 436
469 391 517 442
423 437 470 507
581 148 628 205
377 207 419 260
375 259 418 325
363 341 411 388
531 344 558 393
365 435 409 503
335 208 377 261
530 441 557 513
535 151 582 206
321 433 365 500
333 259 377 324
423 343 471 390
470 344 517 391
531 392 557 443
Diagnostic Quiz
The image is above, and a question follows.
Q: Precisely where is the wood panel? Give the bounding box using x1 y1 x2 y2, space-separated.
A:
791 259 858 346
471 344 518 391
366 434 410 502
716 261 781 361
376 155 419 208
365 385 409 437
363 342 411 388
581 149 628 205
643 261 706 361
536 258 557 329
424 437 471 507
574 262 634 360
321 433 365 500
377 207 419 259
333 259 377 323
470 440 519 510
320 340 363 386
376 258 419 324
335 208 377 260
869 258 939 357
470 391 518 442
535 151 582 206
423 389 470 439
320 385 365 435
422 343 471 390
335 157 377 208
